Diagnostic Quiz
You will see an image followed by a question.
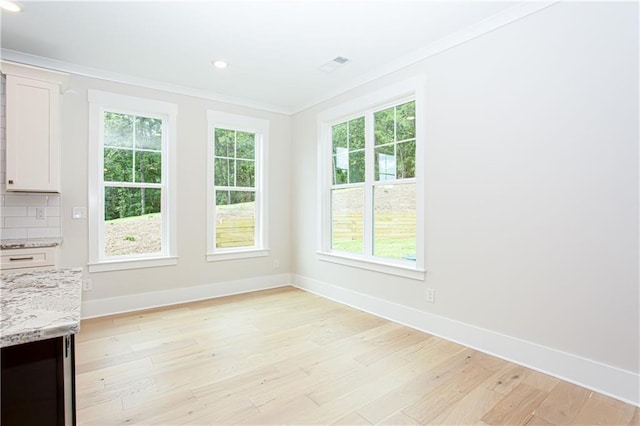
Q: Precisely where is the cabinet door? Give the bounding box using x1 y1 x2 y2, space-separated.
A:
6 75 61 192
1 337 64 426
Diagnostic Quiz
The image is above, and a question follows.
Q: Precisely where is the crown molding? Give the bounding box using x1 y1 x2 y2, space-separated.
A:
290 1 558 115
0 49 292 115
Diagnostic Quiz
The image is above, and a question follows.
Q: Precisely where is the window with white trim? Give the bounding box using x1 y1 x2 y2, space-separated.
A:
318 78 425 280
88 90 177 272
207 111 269 261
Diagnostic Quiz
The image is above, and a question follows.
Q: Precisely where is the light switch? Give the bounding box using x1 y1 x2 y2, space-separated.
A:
72 207 87 219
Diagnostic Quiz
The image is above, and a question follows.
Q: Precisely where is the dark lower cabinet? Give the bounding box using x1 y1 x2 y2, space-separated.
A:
1 335 76 426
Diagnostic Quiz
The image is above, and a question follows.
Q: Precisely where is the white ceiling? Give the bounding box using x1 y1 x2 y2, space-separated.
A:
1 1 521 113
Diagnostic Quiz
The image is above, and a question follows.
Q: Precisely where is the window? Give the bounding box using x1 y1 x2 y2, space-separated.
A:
318 78 425 280
88 90 177 272
207 111 269 261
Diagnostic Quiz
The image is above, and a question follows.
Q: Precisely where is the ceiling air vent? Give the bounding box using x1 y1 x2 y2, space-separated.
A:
319 56 351 73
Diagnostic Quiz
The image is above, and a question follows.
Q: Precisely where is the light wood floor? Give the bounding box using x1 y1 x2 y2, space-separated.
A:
75 287 639 425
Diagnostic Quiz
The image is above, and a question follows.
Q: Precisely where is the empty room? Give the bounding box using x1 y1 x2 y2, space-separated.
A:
0 1 638 425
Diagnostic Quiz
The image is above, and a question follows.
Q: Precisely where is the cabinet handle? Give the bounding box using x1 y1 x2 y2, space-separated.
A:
8 179 13 184
9 256 35 261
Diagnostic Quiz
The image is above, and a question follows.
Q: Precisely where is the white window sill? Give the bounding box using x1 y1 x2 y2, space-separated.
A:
317 251 426 281
88 256 178 273
207 248 269 262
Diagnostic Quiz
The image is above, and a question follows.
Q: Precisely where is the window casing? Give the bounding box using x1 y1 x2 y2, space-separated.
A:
88 90 177 272
207 111 269 261
318 78 425 280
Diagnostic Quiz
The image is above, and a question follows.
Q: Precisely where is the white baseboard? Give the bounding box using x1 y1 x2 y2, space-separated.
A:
293 274 640 407
81 273 292 319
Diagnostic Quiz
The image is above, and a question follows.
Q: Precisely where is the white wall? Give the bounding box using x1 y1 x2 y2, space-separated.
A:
291 0 638 386
58 75 292 309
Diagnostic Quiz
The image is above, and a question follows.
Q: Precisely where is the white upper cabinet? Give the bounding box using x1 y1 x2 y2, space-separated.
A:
2 62 69 193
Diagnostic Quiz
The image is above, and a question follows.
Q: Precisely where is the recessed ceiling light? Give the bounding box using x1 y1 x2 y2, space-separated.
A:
212 60 228 69
0 0 21 12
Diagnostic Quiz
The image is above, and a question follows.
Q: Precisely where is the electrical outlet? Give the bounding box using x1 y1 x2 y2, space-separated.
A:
36 207 46 220
82 279 93 292
426 288 435 303
273 259 280 268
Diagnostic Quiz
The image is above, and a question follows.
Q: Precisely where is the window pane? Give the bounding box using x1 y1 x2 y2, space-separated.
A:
396 101 416 141
331 187 364 254
104 148 133 182
104 112 133 148
236 159 255 188
396 140 416 179
135 151 162 183
216 190 230 206
104 187 162 257
236 132 255 159
332 122 348 154
135 116 162 150
216 190 255 248
373 184 416 261
374 144 395 181
374 107 394 146
349 150 365 183
215 128 235 157
333 149 348 185
214 158 234 186
349 116 365 149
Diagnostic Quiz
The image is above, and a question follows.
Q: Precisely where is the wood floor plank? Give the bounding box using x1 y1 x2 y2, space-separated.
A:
483 363 529 395
74 287 638 426
76 318 140 343
401 353 500 424
135 391 258 425
534 380 591 425
630 407 640 425
305 355 401 406
429 384 503 425
573 392 637 425
76 396 123 425
378 411 421 425
287 344 454 425
76 375 155 411
311 310 388 346
353 327 430 366
526 415 557 425
481 383 547 425
356 347 476 423
522 369 561 392
233 394 319 425
76 337 197 374
248 369 316 411
330 411 372 425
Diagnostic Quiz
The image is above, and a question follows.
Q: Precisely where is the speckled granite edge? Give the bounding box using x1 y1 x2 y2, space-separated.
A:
0 237 64 249
1 267 82 348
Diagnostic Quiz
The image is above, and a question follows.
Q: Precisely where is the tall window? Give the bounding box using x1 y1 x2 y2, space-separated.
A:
319 79 424 279
207 111 269 261
88 91 177 272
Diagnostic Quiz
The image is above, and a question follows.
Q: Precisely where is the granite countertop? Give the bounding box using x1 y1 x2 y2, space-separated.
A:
0 237 64 250
0 267 82 348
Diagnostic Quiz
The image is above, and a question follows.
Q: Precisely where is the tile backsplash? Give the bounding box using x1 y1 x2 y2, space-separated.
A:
0 76 63 240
